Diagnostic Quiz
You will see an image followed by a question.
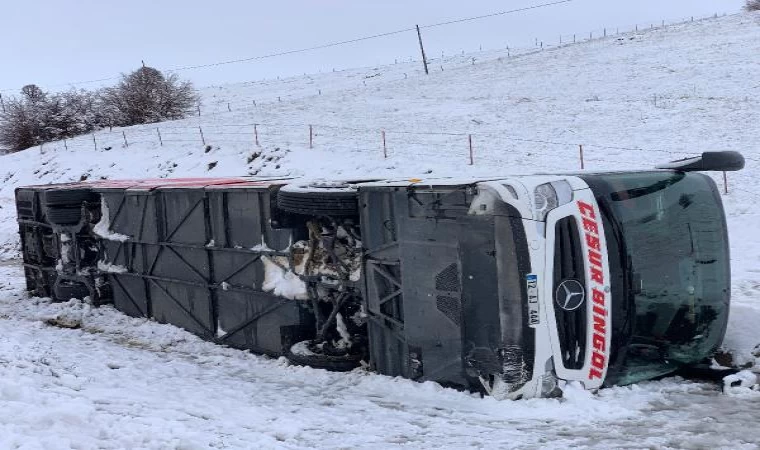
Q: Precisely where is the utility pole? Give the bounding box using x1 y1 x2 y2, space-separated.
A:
416 25 429 75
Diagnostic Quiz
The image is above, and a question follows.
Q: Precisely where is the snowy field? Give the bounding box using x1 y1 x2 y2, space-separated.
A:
1 262 760 449
1 11 760 449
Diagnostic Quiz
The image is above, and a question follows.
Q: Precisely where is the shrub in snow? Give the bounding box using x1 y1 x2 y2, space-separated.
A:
45 90 101 138
0 85 49 151
0 85 100 152
0 67 198 152
746 0 760 11
99 66 199 127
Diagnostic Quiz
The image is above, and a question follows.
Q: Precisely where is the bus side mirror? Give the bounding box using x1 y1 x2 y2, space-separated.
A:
655 151 745 172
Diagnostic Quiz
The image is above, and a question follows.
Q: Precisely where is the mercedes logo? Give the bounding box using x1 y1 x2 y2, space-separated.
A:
555 280 586 311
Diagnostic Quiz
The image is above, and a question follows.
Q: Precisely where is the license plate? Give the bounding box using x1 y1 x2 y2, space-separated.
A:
526 274 540 327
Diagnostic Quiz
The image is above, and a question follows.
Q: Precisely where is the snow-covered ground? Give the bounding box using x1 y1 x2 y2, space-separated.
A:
1 263 759 449
1 11 760 449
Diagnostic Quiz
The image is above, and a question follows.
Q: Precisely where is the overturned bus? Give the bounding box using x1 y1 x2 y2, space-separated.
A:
15 151 743 399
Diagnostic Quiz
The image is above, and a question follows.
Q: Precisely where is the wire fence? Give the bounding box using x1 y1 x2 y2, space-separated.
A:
185 12 737 117
34 120 756 197
0 9 734 98
11 10 751 195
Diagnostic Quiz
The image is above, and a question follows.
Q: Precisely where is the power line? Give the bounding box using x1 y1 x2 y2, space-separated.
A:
0 0 573 93
166 28 415 72
420 0 573 29
169 0 573 72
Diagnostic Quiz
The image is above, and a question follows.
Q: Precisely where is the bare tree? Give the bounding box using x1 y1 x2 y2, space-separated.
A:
100 66 199 127
21 84 46 103
0 67 197 152
0 85 49 152
0 97 37 152
0 86 100 152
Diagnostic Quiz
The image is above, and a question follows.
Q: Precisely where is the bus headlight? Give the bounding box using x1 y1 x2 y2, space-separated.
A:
534 181 573 221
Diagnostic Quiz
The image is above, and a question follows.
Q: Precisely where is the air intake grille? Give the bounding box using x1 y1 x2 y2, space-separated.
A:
553 217 588 370
435 263 462 327
435 263 460 292
436 296 461 326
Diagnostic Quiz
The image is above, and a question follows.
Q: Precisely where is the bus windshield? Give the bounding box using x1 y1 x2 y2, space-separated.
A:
582 171 730 385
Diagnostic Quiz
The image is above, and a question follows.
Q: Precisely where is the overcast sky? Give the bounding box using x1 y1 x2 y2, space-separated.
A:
0 0 744 94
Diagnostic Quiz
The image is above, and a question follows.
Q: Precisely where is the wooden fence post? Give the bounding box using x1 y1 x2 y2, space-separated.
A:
309 125 313 149
579 144 585 169
199 126 206 146
382 130 387 159
157 128 163 146
723 172 728 195
63 138 68 150
122 131 129 147
92 133 97 151
468 134 474 165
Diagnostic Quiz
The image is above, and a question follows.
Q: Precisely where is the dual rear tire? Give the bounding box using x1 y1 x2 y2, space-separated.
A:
276 182 359 217
53 279 91 301
278 182 364 371
44 189 98 226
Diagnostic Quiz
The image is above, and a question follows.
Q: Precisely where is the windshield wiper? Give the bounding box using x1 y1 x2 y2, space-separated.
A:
610 172 685 201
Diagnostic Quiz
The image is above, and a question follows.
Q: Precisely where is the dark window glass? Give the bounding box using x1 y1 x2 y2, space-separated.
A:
583 172 729 385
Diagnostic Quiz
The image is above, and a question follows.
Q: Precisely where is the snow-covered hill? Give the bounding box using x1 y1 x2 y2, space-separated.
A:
1 11 760 448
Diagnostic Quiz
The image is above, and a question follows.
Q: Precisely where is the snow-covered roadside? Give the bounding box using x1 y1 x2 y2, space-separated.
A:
0 263 758 449
720 205 760 369
0 11 759 448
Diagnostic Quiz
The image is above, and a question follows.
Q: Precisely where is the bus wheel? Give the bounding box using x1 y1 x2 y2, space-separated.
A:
276 181 359 217
285 340 363 372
